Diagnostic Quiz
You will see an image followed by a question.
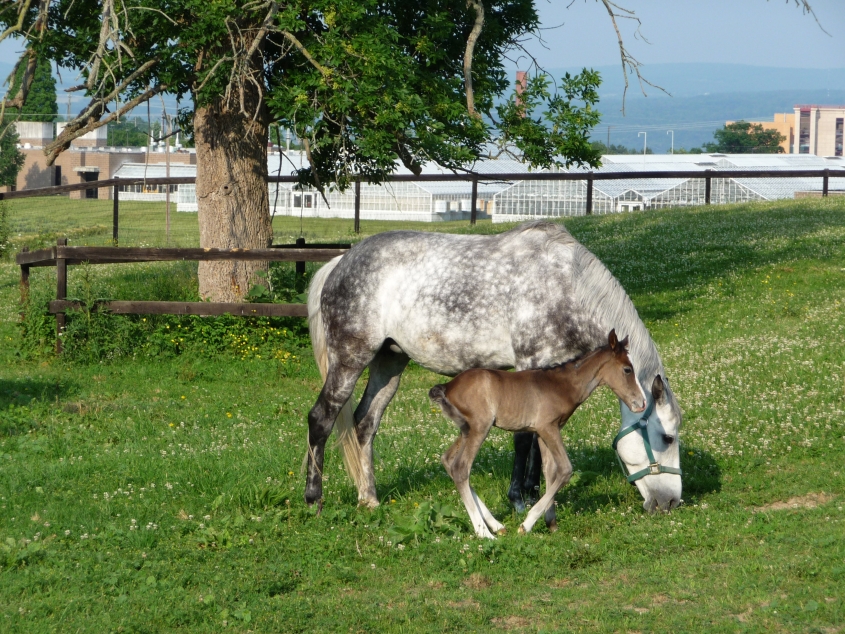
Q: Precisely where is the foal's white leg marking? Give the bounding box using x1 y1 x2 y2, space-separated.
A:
456 480 496 539
471 488 505 534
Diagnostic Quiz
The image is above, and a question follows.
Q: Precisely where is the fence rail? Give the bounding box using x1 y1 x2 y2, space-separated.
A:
2 168 840 238
18 239 349 354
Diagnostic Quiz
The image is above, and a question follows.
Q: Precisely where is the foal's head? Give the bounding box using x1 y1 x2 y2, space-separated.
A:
597 330 647 413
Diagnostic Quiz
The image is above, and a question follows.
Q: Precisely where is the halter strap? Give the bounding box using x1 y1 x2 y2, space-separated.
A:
612 399 682 483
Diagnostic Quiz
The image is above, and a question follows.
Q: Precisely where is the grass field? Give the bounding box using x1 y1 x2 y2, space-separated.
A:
1 197 844 632
5 195 481 251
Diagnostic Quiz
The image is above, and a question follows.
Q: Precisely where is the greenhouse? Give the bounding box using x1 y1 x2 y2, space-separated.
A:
490 154 845 222
113 152 845 221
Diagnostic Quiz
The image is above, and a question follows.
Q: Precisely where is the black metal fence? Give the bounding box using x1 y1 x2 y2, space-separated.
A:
2 169 841 250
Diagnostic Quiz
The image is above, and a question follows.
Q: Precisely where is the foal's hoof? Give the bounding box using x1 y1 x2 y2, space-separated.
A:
307 499 323 515
547 519 558 534
517 525 527 535
358 498 380 510
496 527 508 537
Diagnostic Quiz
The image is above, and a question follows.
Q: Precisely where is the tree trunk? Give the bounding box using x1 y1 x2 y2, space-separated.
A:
194 93 272 302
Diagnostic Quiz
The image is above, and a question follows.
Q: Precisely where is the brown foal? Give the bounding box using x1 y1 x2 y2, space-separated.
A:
429 330 647 538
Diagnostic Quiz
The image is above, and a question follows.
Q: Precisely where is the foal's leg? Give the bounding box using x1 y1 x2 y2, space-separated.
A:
443 425 497 539
518 429 573 534
353 346 409 508
305 365 366 508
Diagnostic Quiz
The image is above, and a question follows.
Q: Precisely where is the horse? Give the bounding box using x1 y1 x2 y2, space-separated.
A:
305 220 682 520
430 330 647 538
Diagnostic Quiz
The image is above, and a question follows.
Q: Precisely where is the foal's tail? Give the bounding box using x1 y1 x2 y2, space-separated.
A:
429 384 468 428
307 256 369 498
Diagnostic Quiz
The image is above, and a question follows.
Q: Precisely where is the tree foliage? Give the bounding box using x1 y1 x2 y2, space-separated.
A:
0 118 25 187
4 57 57 121
704 121 786 154
0 1 602 182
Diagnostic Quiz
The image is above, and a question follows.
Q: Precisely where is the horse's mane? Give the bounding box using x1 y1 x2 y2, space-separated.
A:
509 221 664 382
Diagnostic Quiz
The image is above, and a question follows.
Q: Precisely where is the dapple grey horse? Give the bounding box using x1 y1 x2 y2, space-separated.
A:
305 221 682 522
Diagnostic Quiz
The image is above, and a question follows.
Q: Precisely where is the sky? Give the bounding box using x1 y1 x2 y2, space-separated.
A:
0 0 842 120
519 0 845 70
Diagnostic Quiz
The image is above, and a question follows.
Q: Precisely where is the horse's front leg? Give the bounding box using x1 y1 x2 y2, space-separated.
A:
523 433 542 503
508 432 534 513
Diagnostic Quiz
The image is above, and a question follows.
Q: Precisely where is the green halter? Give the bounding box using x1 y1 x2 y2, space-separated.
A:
612 399 682 483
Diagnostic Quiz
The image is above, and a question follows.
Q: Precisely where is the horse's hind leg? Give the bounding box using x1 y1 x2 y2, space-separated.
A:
352 345 409 508
306 365 366 508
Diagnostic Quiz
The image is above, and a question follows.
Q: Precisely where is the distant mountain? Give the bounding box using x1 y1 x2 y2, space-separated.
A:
594 89 845 153
544 63 845 100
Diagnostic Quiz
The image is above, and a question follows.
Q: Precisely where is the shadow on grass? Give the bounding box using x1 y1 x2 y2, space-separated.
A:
0 378 71 409
375 444 722 513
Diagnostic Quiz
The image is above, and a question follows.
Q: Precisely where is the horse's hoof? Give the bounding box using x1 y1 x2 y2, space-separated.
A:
497 527 508 536
512 500 526 513
547 519 558 533
517 525 526 535
307 499 323 515
358 499 380 510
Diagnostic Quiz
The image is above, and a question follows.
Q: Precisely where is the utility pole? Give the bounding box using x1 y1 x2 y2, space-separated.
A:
638 131 647 156
667 130 674 155
607 125 612 149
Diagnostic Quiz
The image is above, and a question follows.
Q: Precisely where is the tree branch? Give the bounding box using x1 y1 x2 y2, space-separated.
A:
463 0 485 119
282 30 331 78
599 0 667 114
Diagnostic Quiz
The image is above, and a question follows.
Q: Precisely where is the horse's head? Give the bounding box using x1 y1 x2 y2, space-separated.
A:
615 374 682 513
602 330 647 413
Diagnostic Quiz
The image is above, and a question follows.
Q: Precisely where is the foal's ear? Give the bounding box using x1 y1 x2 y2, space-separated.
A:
608 329 618 350
619 335 630 350
652 375 666 403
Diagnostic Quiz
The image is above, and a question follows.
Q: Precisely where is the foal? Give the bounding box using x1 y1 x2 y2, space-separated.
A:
429 330 647 539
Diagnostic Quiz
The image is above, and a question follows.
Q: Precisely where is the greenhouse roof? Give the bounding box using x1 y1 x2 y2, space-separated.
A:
113 162 200 179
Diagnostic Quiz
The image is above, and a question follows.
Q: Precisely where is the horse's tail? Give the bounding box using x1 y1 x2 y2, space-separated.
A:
307 256 369 499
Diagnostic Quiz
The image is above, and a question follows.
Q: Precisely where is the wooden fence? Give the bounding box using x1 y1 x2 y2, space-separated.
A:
17 238 350 353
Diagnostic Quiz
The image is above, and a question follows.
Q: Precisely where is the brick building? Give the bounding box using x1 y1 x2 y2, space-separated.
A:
2 122 196 197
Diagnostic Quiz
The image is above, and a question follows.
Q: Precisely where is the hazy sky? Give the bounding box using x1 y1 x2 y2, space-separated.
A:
520 0 844 70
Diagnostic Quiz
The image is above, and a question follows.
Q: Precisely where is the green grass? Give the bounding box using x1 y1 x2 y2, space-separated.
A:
1 197 844 632
5 195 481 252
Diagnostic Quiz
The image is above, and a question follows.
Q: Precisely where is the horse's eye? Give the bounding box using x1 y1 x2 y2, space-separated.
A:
662 434 675 445
623 367 632 375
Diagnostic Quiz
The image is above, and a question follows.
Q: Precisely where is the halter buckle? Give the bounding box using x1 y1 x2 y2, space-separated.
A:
648 463 661 476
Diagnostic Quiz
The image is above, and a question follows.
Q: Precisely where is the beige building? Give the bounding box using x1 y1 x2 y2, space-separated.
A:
3 121 196 197
794 104 845 157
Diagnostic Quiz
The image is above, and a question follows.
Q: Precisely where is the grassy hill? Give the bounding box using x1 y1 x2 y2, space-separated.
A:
1 197 844 631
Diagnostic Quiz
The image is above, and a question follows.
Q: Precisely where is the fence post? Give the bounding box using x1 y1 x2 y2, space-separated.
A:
20 246 30 306
354 180 361 234
586 172 594 215
823 168 829 197
113 182 119 245
470 174 478 225
56 238 67 354
705 170 712 205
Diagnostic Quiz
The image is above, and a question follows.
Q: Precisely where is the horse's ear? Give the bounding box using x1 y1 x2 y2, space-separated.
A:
652 374 665 403
608 329 618 350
